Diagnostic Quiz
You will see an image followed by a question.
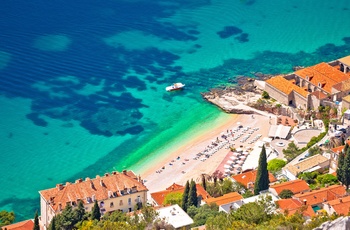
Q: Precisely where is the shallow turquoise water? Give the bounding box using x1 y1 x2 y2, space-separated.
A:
0 0 350 221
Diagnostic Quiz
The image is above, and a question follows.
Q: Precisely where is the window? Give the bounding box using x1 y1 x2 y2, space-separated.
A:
119 200 123 206
110 202 114 208
128 198 131 205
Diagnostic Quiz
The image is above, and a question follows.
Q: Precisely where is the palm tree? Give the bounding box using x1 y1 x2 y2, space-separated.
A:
329 136 342 148
196 173 211 191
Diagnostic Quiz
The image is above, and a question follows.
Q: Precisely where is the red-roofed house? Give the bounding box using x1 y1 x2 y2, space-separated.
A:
265 56 350 110
276 199 315 218
39 170 148 229
330 140 350 171
269 179 310 197
0 219 34 230
150 183 211 207
231 170 277 190
204 192 243 206
323 196 350 216
293 185 346 210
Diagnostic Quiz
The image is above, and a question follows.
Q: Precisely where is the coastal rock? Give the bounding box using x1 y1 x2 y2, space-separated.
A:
313 216 350 230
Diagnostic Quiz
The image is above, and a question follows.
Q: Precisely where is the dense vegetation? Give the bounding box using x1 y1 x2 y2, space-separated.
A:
267 159 286 173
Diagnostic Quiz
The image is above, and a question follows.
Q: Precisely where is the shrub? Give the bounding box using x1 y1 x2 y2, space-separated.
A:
267 159 286 173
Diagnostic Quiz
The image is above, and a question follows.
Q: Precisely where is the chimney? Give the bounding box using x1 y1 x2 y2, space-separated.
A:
122 170 127 175
303 199 307 205
75 178 83 183
112 171 117 175
85 177 90 181
104 173 109 177
339 198 343 203
56 184 64 191
100 179 105 187
58 203 62 211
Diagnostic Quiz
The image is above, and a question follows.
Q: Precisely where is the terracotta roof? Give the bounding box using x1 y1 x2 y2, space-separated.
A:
284 154 329 177
343 95 350 103
276 199 315 217
330 140 350 154
333 79 350 92
310 91 328 100
325 195 350 215
270 179 310 195
338 55 350 66
39 171 148 212
150 184 211 206
166 183 183 191
266 76 309 97
1 219 34 230
231 170 277 188
204 192 243 206
293 185 346 206
295 62 350 93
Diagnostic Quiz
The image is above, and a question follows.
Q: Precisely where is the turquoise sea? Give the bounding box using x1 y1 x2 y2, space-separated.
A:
1 0 350 221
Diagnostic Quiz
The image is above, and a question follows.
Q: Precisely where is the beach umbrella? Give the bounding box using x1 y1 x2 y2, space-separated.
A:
242 151 249 155
239 155 246 160
224 164 231 169
224 168 231 173
232 152 240 156
230 156 237 160
227 160 233 164
236 160 243 165
236 148 243 152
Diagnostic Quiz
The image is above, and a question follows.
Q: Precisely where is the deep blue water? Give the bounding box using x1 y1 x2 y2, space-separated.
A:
1 0 350 221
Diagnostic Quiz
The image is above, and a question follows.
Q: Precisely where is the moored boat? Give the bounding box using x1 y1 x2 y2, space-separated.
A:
166 83 185 91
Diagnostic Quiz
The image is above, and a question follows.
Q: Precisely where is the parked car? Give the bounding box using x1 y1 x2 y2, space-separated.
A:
298 157 305 162
338 128 347 133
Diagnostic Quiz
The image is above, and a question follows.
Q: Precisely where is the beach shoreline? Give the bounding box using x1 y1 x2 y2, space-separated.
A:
134 112 272 196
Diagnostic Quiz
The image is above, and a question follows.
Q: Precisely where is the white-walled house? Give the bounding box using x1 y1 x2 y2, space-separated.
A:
39 170 148 229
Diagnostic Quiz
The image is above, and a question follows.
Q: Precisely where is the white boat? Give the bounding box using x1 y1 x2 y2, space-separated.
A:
166 83 185 92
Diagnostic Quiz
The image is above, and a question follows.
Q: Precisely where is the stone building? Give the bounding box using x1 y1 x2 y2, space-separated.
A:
39 170 148 229
264 55 350 110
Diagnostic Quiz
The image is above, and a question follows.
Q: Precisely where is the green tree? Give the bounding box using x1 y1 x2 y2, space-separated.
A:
316 174 339 187
74 200 86 221
33 210 40 230
337 149 346 183
182 181 190 212
48 216 56 230
267 159 286 173
0 210 15 227
56 203 76 230
254 145 270 195
163 192 183 206
191 204 219 227
262 91 270 99
279 189 294 199
308 146 322 157
91 200 101 221
342 147 350 189
188 179 198 207
282 141 300 162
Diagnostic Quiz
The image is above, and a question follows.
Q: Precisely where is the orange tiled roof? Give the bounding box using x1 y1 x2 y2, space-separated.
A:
266 76 309 97
325 195 350 215
333 79 350 92
231 170 277 188
205 192 243 206
166 183 183 191
331 140 350 153
39 171 148 212
270 179 310 195
295 62 350 93
311 91 328 100
1 219 34 230
276 199 315 217
293 185 346 206
150 184 211 206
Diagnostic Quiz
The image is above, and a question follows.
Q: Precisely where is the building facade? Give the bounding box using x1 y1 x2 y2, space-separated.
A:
39 170 148 229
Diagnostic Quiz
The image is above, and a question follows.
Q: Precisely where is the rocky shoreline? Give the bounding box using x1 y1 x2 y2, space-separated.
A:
201 73 275 115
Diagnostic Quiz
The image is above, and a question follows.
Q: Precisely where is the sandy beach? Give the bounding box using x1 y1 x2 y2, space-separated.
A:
138 113 272 197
